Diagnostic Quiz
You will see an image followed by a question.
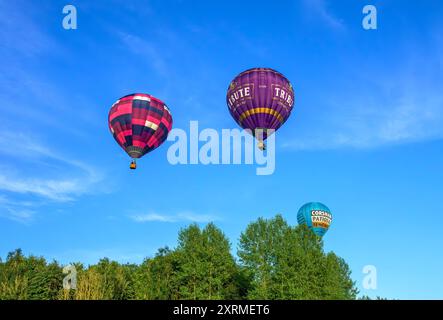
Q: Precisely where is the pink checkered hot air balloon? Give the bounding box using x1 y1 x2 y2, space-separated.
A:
108 93 172 169
226 68 295 150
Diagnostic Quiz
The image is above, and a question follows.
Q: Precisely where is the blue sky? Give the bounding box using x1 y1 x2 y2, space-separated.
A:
1 0 443 299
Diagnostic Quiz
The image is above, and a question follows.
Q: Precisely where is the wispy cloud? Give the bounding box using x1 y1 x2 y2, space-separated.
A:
0 131 103 221
131 212 219 223
284 97 443 150
302 0 345 30
283 45 443 150
0 1 57 58
132 213 177 223
0 195 37 223
0 177 84 202
117 31 169 77
0 1 102 138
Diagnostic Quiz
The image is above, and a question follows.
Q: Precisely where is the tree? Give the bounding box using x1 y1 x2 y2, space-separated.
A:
238 215 291 299
137 247 181 300
1 216 359 300
238 215 358 299
28 260 63 300
72 267 106 300
175 223 239 299
92 258 135 299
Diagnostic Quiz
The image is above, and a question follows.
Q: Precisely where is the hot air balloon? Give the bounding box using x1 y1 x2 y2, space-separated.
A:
226 68 294 150
108 93 172 169
297 202 332 237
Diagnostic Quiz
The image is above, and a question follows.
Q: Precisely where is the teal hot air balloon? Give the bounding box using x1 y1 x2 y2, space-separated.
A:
297 202 333 237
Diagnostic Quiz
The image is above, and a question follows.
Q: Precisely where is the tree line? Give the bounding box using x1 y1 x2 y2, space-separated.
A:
0 215 359 300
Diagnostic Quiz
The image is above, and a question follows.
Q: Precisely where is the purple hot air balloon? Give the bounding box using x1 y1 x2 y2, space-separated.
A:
226 68 295 150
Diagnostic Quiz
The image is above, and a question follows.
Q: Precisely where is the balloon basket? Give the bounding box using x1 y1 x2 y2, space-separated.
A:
258 141 266 151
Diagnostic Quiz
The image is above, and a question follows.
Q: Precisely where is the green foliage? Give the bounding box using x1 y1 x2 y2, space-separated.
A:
0 215 359 300
238 215 358 299
92 258 136 299
28 261 64 300
0 249 64 300
174 223 239 299
136 247 181 299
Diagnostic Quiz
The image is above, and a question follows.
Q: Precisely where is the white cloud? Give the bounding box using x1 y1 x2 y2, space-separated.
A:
284 100 443 150
302 0 345 30
0 195 36 223
0 132 103 221
131 212 219 223
0 2 102 138
0 207 35 224
283 49 443 150
0 1 57 58
0 177 79 202
132 213 178 223
117 31 169 77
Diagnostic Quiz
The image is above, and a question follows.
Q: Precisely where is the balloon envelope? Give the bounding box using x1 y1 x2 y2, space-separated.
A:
226 68 294 141
297 202 332 237
108 93 172 160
